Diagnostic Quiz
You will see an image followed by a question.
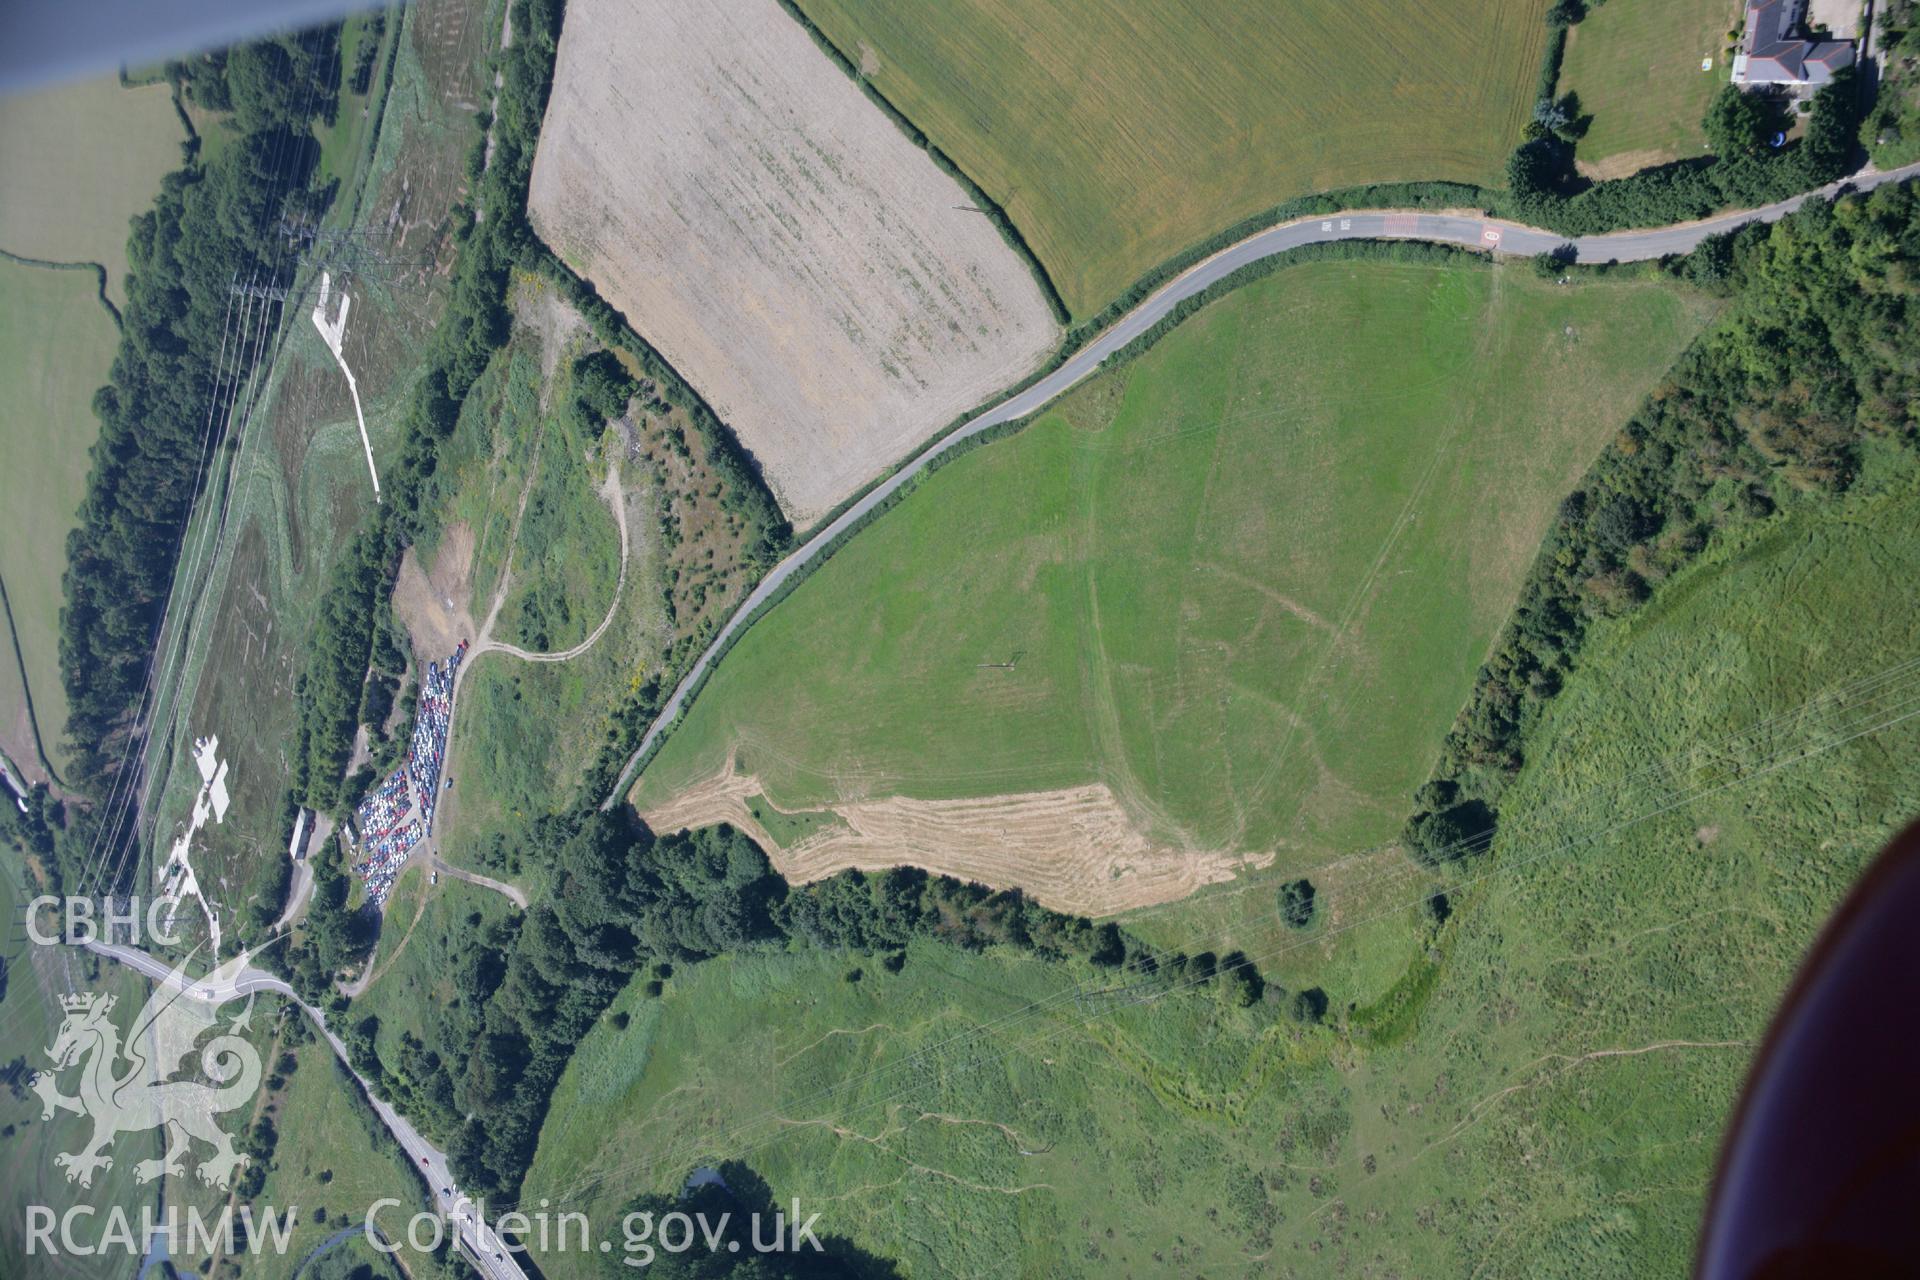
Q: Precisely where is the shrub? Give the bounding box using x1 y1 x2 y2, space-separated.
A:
1403 800 1497 867
1278 879 1318 929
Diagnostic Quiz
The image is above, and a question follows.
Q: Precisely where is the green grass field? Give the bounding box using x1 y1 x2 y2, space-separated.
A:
0 849 271 1275
0 74 186 306
0 259 123 779
527 465 1920 1278
637 258 1715 931
796 0 1548 316
1561 0 1738 175
250 1037 439 1280
353 873 517 1065
364 863 431 976
491 397 621 655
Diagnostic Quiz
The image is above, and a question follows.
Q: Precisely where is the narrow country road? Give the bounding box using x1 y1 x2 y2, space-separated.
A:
81 940 528 1280
603 162 1920 807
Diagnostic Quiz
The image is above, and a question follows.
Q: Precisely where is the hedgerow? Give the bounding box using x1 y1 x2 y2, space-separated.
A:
1405 180 1920 863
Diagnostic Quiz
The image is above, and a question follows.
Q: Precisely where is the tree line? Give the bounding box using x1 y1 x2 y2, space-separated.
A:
1508 0 1864 238
528 254 792 567
289 0 565 815
52 31 342 889
1405 179 1920 865
1507 74 1860 237
343 804 1318 1203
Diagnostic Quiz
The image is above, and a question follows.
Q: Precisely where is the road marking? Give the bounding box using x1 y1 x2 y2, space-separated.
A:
1320 220 1332 232
1340 218 1351 231
1483 226 1502 245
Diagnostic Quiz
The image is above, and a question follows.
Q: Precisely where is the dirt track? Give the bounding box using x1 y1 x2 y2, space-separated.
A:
527 0 1057 525
381 454 627 917
466 463 629 667
644 761 1271 917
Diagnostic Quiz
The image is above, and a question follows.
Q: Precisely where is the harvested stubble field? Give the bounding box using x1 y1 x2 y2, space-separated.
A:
528 0 1058 526
647 764 1272 917
798 0 1549 317
635 258 1715 920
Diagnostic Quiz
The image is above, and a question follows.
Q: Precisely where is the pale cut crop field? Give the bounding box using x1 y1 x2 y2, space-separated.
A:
801 0 1550 317
527 0 1059 526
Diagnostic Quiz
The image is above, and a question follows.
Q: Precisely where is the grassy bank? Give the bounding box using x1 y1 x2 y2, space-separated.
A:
635 256 1713 939
0 260 121 778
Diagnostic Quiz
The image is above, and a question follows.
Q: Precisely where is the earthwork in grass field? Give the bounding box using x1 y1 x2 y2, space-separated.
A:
1561 0 1740 178
635 257 1718 919
528 0 1059 526
795 0 1550 317
535 477 1920 1280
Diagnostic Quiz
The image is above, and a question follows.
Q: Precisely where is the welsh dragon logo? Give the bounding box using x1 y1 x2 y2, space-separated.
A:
31 952 264 1190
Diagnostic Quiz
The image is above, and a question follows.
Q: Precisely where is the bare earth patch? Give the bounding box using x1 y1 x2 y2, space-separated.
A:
1575 146 1680 181
528 0 1058 526
393 521 478 660
513 275 588 400
645 760 1272 917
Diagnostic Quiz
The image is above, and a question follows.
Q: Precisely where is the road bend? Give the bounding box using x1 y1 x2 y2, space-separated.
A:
80 940 528 1280
604 161 1920 807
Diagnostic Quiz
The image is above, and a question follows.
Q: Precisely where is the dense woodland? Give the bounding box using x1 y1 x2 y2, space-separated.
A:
347 807 1297 1202
1866 0 1920 167
50 33 341 888
1407 180 1920 863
